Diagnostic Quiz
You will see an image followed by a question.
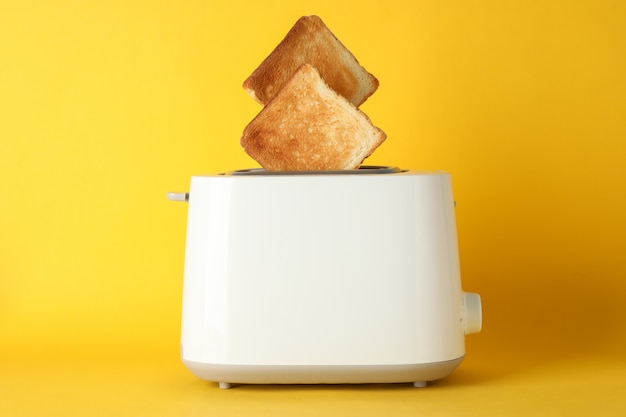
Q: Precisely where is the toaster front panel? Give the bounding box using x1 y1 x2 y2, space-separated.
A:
180 172 465 366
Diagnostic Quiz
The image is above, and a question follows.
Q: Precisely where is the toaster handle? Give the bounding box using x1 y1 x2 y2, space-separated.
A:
167 192 189 202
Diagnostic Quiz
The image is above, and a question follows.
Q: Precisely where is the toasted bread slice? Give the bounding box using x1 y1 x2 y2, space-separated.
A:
241 64 386 171
243 15 378 107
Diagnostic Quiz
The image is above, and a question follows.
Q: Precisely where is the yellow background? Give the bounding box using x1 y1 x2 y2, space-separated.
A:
1 0 625 415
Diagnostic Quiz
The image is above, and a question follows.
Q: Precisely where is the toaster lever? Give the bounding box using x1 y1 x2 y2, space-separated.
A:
167 192 189 202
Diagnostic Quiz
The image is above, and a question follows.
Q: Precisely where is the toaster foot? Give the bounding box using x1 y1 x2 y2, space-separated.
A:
219 382 232 389
413 381 427 388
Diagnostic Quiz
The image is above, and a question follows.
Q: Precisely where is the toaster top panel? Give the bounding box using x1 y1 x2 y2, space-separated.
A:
223 165 404 176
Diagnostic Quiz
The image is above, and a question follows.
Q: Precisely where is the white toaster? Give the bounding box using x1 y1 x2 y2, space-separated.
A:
168 166 481 389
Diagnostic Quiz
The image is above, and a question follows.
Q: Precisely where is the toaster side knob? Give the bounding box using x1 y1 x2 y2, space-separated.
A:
461 292 482 335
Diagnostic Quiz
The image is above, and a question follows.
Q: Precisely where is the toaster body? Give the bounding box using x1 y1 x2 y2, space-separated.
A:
172 167 481 388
